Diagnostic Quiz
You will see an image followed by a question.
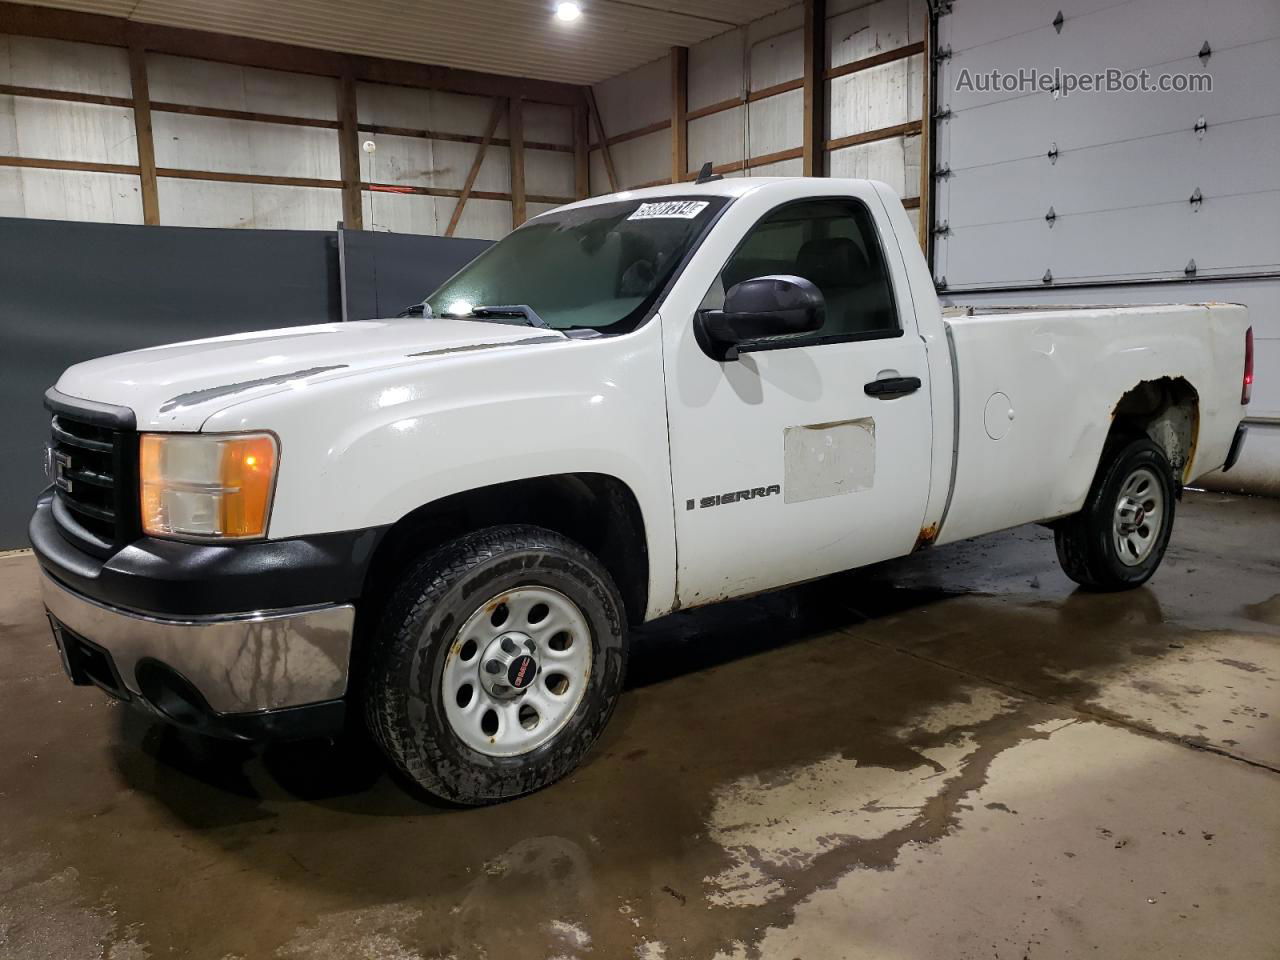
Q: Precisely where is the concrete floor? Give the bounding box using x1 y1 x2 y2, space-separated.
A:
1 490 1278 960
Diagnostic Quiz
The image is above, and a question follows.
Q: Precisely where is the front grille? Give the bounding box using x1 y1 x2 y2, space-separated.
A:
49 409 138 554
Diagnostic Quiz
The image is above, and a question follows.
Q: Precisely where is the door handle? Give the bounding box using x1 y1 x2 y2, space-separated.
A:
864 376 921 400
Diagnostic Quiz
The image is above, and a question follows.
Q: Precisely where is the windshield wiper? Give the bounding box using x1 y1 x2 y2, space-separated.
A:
396 301 433 318
466 304 550 329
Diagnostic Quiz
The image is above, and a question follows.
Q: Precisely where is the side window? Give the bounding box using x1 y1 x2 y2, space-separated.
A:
700 199 899 341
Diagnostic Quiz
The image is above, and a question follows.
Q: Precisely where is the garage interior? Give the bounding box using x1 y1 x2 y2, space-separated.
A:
1 0 1277 958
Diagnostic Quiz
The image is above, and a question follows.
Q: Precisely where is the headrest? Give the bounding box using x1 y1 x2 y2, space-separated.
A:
797 237 870 287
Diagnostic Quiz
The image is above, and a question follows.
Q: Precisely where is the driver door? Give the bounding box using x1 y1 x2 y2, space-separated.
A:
662 192 934 607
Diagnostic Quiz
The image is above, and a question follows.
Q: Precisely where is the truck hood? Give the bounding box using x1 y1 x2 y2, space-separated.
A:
55 318 567 431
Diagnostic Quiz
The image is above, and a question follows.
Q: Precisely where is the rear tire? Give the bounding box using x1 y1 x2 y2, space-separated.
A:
1055 436 1177 591
363 524 627 805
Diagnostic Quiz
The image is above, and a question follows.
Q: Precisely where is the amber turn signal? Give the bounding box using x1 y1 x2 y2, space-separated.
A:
140 433 278 540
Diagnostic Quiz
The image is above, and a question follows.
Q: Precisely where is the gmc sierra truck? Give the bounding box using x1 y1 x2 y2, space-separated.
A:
30 177 1253 804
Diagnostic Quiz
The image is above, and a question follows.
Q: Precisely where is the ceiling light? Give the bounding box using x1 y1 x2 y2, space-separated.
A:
555 2 582 22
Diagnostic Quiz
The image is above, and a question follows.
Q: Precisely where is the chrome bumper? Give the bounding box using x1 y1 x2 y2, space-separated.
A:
40 571 354 715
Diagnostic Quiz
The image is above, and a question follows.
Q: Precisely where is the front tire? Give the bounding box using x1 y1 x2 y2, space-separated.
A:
364 524 627 805
1055 436 1177 591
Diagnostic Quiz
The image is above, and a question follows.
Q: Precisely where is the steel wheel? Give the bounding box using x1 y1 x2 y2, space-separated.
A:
442 586 593 757
1112 466 1164 566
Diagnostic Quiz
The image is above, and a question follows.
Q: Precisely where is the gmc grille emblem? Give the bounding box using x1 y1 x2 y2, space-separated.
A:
53 451 74 493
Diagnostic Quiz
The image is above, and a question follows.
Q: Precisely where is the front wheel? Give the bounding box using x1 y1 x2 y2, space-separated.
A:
1054 436 1177 591
364 524 627 805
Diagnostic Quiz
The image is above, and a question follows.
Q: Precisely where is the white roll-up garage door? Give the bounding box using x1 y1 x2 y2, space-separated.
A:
931 0 1280 493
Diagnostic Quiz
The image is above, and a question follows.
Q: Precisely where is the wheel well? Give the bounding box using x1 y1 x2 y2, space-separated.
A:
1110 377 1200 481
359 473 649 628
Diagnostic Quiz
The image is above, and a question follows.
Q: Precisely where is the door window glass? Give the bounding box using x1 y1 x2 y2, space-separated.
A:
700 199 899 340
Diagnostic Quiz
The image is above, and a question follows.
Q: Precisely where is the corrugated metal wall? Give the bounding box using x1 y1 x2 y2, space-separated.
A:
588 0 927 237
933 0 1280 494
0 33 576 239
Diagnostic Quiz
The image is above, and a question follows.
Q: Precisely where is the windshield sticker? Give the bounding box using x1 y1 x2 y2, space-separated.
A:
628 200 710 220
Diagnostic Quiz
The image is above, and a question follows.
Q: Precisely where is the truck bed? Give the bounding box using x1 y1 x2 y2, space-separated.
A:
934 302 1249 545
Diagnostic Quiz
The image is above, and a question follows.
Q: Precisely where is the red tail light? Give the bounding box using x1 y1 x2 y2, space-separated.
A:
1242 326 1253 404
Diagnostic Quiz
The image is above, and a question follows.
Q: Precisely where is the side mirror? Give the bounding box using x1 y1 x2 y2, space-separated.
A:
695 275 825 361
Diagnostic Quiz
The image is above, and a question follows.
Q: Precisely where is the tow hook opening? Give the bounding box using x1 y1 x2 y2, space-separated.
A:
134 658 219 734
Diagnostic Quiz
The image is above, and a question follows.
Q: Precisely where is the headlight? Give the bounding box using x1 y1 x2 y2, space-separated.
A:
140 433 278 540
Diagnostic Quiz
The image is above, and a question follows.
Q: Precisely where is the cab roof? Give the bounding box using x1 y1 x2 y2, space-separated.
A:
550 176 883 215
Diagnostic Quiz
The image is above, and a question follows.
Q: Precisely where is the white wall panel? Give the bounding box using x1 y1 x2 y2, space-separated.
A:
433 90 507 137
689 29 744 110
525 148 574 198
746 4 804 45
828 54 922 140
356 83 507 139
154 113 341 179
447 197 512 241
611 128 670 188
0 95 137 164
523 103 572 146
526 201 562 220
363 191 445 236
749 25 801 89
358 132 435 188
752 156 803 177
0 167 142 223
689 104 746 173
829 134 918 198
157 179 341 230
829 0 924 66
748 87 803 158
145 54 338 120
594 54 670 132
0 36 131 97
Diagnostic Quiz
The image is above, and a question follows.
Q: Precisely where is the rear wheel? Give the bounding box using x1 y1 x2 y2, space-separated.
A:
364 524 627 805
1055 437 1177 591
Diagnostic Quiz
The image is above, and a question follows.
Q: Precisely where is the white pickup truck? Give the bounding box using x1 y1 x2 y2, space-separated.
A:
31 177 1253 804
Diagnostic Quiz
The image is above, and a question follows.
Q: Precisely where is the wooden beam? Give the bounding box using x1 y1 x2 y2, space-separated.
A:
748 77 803 103
157 168 342 189
509 96 526 227
0 83 131 108
573 100 590 199
0 155 138 175
825 119 921 153
358 122 566 152
589 118 670 151
585 87 618 193
337 73 363 229
825 41 925 82
446 98 505 237
0 1 583 106
684 145 803 181
366 181 573 205
670 46 688 187
152 101 341 129
803 0 827 176
917 11 931 249
127 44 160 224
687 95 744 123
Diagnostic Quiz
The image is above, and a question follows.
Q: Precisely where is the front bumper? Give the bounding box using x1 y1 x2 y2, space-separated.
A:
31 489 381 740
42 570 353 722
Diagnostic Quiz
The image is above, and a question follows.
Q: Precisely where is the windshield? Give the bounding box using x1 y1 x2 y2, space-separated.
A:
424 196 728 334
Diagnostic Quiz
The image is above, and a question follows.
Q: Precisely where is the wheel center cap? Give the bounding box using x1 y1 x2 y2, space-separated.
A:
479 632 538 699
507 654 536 689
